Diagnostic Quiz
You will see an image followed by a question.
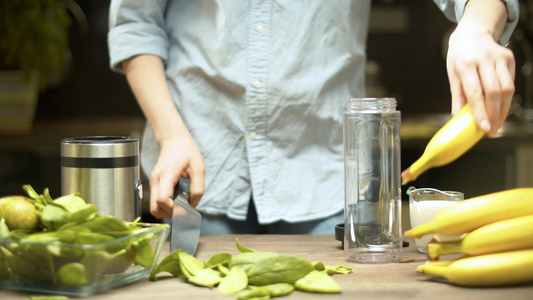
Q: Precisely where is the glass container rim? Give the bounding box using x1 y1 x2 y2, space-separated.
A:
345 97 397 113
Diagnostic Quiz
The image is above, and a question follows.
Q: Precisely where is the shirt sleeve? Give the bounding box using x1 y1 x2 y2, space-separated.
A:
107 0 170 73
433 0 519 45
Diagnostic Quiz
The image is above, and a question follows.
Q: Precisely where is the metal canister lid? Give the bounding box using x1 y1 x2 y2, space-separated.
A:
61 136 139 168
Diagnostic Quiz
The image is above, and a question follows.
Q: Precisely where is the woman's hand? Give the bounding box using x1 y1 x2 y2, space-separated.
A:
149 134 205 219
446 0 515 137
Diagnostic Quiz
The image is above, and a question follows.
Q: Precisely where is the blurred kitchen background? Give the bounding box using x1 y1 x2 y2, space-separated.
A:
1 0 533 223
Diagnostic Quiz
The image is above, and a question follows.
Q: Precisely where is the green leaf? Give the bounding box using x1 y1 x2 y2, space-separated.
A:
73 231 115 245
9 240 57 282
311 261 325 271
42 188 54 205
217 264 230 276
218 266 247 295
246 254 314 286
236 238 256 253
325 265 354 275
0 219 10 239
22 185 40 200
52 194 87 213
133 236 155 267
179 251 204 278
23 231 82 260
230 251 279 272
188 268 223 288
78 216 132 238
80 250 117 276
149 249 182 281
25 296 70 300
57 262 87 286
80 248 135 276
204 252 232 269
294 270 341 294
68 204 100 224
252 283 295 297
40 204 70 231
7 230 31 240
236 287 271 300
0 246 11 279
7 253 54 283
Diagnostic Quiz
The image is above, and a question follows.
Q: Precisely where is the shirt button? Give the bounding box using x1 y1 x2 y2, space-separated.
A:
252 80 262 88
249 131 257 139
255 23 265 33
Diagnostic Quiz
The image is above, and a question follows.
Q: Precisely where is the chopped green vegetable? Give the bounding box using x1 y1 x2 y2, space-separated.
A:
325 265 354 275
188 268 223 288
230 251 279 272
150 238 353 299
236 287 271 300
246 254 314 286
294 270 341 294
57 263 87 286
25 296 70 300
218 266 248 295
252 283 294 297
204 252 232 269
311 261 325 271
236 238 256 253
149 249 183 281
179 251 204 278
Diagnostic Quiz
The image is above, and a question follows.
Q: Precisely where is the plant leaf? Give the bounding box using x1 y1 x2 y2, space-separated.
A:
218 266 247 295
57 262 87 286
149 249 182 281
246 254 314 286
236 238 256 253
236 287 271 300
188 268 223 288
294 270 341 294
230 251 279 272
204 252 232 269
251 283 295 297
325 265 354 275
179 251 204 278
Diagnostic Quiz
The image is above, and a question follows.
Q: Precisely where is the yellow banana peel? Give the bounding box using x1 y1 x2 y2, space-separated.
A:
402 104 484 185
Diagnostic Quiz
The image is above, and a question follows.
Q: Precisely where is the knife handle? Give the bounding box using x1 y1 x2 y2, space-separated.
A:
174 178 191 201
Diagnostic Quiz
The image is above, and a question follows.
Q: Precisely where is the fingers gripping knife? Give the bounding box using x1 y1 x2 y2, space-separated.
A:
171 178 202 255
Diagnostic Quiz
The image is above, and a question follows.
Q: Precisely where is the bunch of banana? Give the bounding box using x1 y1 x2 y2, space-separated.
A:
417 249 533 287
405 188 533 287
401 103 484 185
404 188 533 238
426 214 533 260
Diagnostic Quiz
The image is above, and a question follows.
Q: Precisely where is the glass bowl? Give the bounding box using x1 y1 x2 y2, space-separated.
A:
0 223 169 296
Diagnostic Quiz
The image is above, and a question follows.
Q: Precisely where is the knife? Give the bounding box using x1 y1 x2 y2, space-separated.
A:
170 178 202 255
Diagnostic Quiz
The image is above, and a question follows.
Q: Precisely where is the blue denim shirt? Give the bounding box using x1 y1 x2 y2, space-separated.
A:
108 0 518 223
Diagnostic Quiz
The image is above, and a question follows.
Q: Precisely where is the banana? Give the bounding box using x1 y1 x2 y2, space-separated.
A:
417 249 533 287
404 188 533 238
401 104 484 185
427 215 533 260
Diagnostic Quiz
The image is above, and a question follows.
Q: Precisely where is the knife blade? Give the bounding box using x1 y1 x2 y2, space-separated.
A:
170 178 202 255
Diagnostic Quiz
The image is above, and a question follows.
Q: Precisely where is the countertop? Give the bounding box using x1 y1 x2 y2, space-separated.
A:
1 234 532 300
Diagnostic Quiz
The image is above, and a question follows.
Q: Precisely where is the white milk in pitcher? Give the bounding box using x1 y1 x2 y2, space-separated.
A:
409 200 461 252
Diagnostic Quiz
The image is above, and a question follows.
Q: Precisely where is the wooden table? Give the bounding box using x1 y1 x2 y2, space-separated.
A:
1 235 533 299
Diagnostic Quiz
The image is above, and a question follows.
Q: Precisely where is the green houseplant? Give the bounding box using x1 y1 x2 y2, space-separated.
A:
0 0 85 133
